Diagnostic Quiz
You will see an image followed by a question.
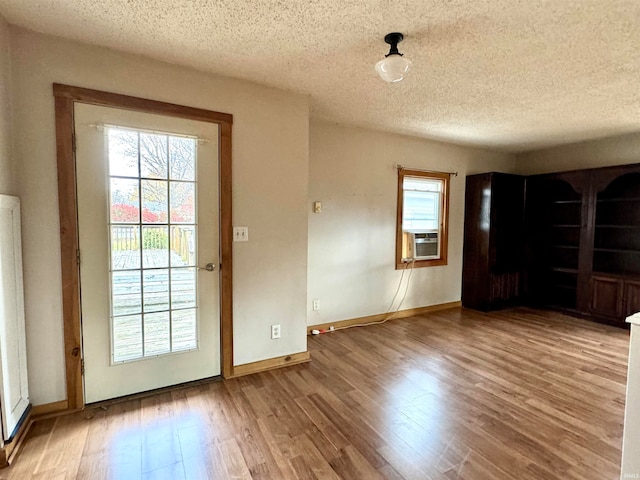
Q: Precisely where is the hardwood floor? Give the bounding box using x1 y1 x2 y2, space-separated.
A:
0 307 630 479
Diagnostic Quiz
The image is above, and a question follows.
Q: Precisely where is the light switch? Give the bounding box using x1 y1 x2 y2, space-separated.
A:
233 226 249 242
313 201 322 213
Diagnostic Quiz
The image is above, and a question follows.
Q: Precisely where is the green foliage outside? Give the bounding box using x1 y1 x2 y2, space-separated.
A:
143 228 169 249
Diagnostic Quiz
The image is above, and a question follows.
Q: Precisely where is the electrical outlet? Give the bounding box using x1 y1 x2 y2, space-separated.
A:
271 324 281 339
312 299 320 311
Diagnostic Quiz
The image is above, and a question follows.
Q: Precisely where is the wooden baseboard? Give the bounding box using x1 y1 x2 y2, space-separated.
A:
0 407 33 468
229 351 310 378
307 301 462 334
0 398 75 468
31 400 69 419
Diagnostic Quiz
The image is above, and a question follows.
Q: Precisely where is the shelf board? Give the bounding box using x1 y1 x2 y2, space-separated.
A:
593 248 640 255
550 267 579 274
551 199 582 205
592 271 640 279
595 224 640 229
597 197 640 203
550 245 579 249
550 224 581 228
592 270 640 278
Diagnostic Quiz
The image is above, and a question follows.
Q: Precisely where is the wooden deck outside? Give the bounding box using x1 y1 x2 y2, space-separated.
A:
111 249 197 360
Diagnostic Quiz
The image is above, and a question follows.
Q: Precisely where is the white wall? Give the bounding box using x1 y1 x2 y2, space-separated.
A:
516 132 640 175
9 27 309 405
307 121 516 326
0 15 12 195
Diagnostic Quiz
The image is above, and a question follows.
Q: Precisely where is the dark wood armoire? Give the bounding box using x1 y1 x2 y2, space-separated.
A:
462 173 526 311
462 163 640 327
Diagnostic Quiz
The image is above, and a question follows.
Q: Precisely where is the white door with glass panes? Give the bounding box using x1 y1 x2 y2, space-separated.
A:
75 103 220 403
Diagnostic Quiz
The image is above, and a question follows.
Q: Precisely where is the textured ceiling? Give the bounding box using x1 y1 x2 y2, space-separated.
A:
1 0 639 152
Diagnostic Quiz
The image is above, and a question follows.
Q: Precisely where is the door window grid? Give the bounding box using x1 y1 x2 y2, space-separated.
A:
107 127 199 363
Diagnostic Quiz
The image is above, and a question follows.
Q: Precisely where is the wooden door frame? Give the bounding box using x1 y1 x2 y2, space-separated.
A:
53 84 234 410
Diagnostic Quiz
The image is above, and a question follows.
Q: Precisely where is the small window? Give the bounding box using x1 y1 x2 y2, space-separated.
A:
396 169 450 268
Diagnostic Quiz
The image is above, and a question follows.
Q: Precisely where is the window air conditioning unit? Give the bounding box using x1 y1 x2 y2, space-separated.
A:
402 230 439 261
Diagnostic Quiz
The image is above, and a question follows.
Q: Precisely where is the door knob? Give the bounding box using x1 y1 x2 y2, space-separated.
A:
198 263 216 272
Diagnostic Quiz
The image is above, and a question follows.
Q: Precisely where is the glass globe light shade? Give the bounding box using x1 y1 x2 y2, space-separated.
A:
375 54 412 83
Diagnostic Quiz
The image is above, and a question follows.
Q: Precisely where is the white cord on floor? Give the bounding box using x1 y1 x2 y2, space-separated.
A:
333 259 416 331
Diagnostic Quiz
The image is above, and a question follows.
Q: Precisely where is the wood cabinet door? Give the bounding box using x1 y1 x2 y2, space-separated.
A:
625 280 640 317
591 276 623 318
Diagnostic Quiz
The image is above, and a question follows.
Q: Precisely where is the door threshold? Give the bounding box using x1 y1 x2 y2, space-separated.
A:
85 375 223 410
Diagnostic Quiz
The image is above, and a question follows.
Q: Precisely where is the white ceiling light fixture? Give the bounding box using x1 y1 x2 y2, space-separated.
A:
375 32 412 83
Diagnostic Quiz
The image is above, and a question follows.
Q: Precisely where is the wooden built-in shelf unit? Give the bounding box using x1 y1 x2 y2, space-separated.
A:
463 163 640 327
